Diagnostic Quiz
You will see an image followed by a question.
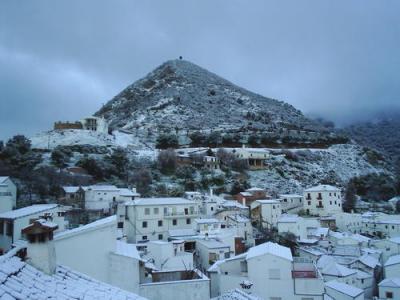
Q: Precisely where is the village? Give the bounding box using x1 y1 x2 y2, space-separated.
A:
1 171 400 300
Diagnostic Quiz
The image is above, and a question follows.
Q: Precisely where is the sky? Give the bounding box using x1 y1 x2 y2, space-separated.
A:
1 1 400 141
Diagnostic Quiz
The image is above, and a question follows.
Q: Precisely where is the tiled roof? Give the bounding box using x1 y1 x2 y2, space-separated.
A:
0 254 145 299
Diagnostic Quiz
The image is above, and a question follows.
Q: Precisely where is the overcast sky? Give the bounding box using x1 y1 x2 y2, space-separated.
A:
1 1 399 141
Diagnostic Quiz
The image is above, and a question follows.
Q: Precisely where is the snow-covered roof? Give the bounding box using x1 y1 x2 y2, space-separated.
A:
54 215 116 240
309 227 329 237
211 289 263 300
195 218 221 224
388 196 400 203
390 237 400 244
128 197 195 206
356 270 373 279
321 263 357 277
0 176 10 184
278 214 301 223
255 199 280 205
358 254 380 268
32 218 58 229
325 280 363 297
0 204 58 220
379 277 400 288
385 254 400 267
197 239 229 249
221 201 247 209
0 254 145 299
245 187 265 192
227 215 250 223
62 186 80 193
246 242 292 261
119 188 140 197
86 185 119 191
279 194 302 198
239 192 252 197
115 241 141 260
168 228 197 237
304 185 339 192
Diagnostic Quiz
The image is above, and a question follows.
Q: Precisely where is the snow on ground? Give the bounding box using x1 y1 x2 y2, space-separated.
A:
248 144 387 195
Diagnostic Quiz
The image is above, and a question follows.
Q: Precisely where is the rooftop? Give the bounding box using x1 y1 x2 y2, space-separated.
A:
246 242 292 262
379 277 400 288
256 199 280 204
304 185 339 193
0 204 58 220
325 280 363 297
0 254 145 299
385 254 400 267
321 263 357 277
115 241 141 260
0 176 10 184
127 197 195 206
62 186 80 193
197 239 229 249
211 288 263 300
54 215 116 240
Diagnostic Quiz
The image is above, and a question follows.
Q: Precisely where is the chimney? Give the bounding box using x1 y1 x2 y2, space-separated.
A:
209 188 214 197
22 219 58 275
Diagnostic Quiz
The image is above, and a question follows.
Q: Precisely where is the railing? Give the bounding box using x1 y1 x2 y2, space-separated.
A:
164 211 198 217
316 205 324 208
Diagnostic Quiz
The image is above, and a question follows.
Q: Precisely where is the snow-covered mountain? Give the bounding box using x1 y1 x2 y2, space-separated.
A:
95 59 337 146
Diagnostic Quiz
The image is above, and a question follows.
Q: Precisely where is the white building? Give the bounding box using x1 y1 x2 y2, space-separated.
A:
54 215 118 284
83 185 121 212
303 185 343 216
0 176 16 214
144 240 194 271
208 242 325 300
378 278 400 300
225 146 270 169
384 254 400 278
196 238 231 270
335 212 363 234
278 194 303 213
0 244 145 299
277 214 320 241
80 116 109 133
250 199 282 229
0 204 65 253
194 218 223 235
124 198 199 243
324 280 364 300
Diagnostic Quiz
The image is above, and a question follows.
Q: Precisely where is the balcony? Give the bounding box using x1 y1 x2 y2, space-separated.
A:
316 205 324 209
164 211 198 218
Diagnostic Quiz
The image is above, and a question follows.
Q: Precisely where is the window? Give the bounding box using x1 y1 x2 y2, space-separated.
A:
158 220 163 227
158 234 163 240
184 208 189 215
0 220 4 235
308 201 311 205
117 222 124 229
211 207 214 211
386 291 393 299
142 236 147 240
6 222 13 237
142 221 147 228
224 252 230 259
330 201 332 205
186 218 191 225
273 205 275 209
268 269 280 279
172 219 177 226
154 207 159 214
145 208 150 215
163 207 168 215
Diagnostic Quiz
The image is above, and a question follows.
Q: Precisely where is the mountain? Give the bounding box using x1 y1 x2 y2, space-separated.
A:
96 59 340 146
343 116 400 164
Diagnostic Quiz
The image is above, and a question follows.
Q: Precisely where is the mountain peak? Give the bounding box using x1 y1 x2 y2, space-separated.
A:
95 60 334 146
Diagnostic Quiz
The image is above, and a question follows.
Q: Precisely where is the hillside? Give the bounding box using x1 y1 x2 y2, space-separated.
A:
95 59 342 147
343 116 400 165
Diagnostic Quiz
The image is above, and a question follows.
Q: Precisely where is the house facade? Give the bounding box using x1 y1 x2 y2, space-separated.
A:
303 185 343 216
124 198 199 243
0 177 17 213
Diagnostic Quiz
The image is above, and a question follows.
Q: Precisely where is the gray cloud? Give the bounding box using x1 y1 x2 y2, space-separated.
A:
1 0 400 141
